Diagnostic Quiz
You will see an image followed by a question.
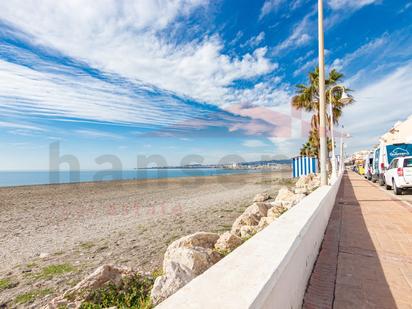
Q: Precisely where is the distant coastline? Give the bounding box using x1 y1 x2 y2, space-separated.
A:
0 166 291 188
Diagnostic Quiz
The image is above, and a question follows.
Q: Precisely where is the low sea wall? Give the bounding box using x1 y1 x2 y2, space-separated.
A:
157 173 343 309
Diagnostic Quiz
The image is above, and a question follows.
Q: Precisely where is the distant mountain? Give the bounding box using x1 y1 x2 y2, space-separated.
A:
238 159 292 166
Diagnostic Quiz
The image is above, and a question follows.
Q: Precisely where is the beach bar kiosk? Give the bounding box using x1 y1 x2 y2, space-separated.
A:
292 156 317 178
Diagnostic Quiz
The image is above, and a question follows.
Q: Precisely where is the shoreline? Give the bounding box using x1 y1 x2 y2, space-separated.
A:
0 168 287 189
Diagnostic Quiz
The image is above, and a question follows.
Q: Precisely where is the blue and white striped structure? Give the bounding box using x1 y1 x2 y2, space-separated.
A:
292 156 318 178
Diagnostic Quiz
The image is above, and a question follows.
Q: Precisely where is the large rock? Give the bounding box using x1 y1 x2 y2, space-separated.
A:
240 225 258 239
267 205 288 219
166 232 220 251
294 174 320 194
256 216 276 231
150 262 194 306
253 192 270 202
151 232 222 305
47 264 134 308
231 202 270 236
243 202 269 219
163 246 221 277
230 212 259 236
295 174 313 188
273 187 305 209
215 232 243 252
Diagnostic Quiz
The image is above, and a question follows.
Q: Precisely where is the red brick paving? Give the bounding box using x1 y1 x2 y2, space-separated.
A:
303 172 412 309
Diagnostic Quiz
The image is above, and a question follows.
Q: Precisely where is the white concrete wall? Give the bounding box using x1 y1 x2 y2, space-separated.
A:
157 174 343 309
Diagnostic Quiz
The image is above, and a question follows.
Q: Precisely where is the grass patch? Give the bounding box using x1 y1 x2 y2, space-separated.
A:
96 245 109 252
15 288 53 304
36 263 75 279
26 262 38 268
79 274 154 309
151 268 163 279
0 278 14 290
80 242 95 250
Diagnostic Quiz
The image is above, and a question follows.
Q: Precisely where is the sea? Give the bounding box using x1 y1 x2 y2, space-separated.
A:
0 168 266 187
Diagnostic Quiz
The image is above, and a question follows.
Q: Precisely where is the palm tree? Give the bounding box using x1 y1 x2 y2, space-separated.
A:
293 67 353 161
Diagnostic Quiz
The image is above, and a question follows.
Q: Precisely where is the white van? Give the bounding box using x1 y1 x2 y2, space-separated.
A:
372 143 412 185
384 156 412 195
363 152 374 180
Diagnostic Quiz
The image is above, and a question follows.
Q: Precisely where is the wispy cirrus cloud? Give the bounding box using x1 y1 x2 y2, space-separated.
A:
0 121 45 131
0 1 276 109
327 0 379 11
341 62 412 149
74 129 124 140
242 139 269 147
259 0 285 19
271 12 314 55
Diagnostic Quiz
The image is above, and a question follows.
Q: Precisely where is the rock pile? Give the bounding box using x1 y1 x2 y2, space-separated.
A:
294 173 320 195
271 187 306 209
47 264 135 308
48 174 320 308
215 231 243 252
150 175 321 304
150 232 222 305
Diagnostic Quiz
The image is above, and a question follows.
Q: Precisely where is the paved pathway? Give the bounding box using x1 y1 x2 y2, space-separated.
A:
303 171 412 309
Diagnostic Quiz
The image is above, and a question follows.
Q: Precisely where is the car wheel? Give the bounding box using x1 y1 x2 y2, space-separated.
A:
385 183 391 190
393 180 402 195
379 177 385 186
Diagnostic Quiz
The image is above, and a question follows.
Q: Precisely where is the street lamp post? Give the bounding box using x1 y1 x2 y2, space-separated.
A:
339 126 344 172
318 0 328 186
329 85 351 179
339 126 351 172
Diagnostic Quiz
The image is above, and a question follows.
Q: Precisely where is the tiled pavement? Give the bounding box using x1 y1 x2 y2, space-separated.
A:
303 171 412 309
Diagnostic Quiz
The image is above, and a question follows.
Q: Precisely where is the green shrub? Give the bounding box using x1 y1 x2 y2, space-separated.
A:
79 274 154 309
0 278 13 290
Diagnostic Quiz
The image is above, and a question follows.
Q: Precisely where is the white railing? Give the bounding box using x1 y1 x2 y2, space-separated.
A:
157 173 343 309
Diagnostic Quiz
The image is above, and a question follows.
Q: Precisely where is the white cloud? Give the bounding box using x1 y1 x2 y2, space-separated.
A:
331 36 387 73
341 62 412 152
0 1 276 108
0 59 200 128
241 32 265 48
272 14 313 55
242 139 269 147
75 129 123 140
327 0 379 10
223 78 289 109
398 2 412 14
259 0 285 19
0 121 45 131
293 57 317 76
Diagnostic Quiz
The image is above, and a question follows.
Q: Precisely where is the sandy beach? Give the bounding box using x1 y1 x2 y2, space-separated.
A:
0 170 293 307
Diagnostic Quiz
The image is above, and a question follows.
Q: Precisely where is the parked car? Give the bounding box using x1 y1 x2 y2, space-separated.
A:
371 147 380 183
357 164 365 176
372 143 412 185
364 152 374 180
384 156 412 195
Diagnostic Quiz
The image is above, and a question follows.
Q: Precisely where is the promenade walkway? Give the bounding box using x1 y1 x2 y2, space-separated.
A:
303 171 412 308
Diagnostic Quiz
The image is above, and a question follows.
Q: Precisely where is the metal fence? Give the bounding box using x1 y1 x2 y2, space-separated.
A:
292 156 318 178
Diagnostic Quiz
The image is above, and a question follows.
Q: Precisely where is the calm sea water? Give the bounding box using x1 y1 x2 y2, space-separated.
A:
0 169 264 187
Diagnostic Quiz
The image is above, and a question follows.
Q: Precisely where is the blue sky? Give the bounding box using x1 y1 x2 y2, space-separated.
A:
0 0 411 170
